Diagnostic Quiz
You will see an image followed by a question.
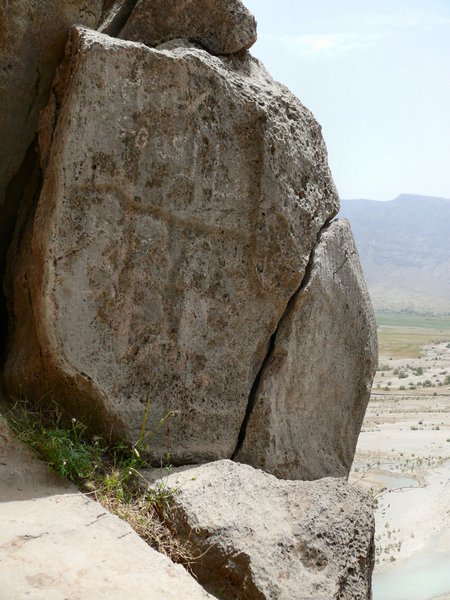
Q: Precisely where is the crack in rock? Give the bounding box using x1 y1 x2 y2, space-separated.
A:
2 532 49 551
97 0 139 37
333 249 357 277
86 512 107 526
231 218 334 459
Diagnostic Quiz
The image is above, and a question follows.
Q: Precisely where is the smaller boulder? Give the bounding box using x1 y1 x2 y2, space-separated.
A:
236 219 378 481
145 460 375 600
119 0 257 55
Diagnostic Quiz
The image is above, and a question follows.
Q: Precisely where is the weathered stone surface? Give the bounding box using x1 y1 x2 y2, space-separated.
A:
98 0 138 37
0 1 103 347
5 27 338 463
146 460 375 600
0 415 213 599
237 219 377 480
0 1 102 202
119 0 257 55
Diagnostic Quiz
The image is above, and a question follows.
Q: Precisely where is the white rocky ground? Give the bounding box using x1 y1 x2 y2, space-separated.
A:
350 342 450 600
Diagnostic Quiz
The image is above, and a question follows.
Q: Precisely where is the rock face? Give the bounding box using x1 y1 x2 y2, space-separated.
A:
119 0 257 55
236 219 378 480
0 0 103 347
5 26 339 463
146 460 375 600
0 416 213 599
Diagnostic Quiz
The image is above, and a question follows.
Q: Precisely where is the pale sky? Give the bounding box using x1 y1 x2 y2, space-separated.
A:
243 0 450 201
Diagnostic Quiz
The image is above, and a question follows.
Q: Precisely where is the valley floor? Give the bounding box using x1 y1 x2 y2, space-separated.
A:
350 338 450 600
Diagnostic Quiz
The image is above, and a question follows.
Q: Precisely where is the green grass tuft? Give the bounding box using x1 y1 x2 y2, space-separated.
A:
6 400 196 566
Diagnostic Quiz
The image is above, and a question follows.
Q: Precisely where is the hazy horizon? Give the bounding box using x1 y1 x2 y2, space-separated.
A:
342 193 450 202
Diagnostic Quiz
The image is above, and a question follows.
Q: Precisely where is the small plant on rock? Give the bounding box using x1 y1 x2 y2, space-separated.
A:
6 399 193 566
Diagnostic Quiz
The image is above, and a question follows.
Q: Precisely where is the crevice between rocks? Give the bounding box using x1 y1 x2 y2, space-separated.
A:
97 0 139 37
231 216 335 460
0 138 40 368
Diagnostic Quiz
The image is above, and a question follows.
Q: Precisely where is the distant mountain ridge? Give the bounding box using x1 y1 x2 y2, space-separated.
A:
339 194 450 314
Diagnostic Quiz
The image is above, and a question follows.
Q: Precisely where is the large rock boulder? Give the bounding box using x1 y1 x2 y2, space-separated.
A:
119 0 257 55
0 1 103 347
5 26 339 464
0 415 213 599
236 219 378 479
145 460 375 600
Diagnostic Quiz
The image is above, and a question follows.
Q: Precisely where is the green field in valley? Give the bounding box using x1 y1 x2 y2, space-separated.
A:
376 312 450 358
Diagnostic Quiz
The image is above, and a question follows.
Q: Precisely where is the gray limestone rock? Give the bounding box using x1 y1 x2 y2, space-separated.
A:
146 460 375 600
0 1 102 344
119 0 257 55
5 26 338 463
236 219 378 480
